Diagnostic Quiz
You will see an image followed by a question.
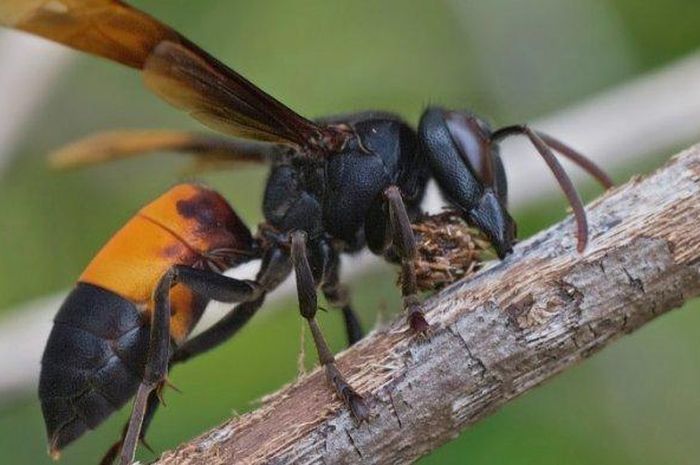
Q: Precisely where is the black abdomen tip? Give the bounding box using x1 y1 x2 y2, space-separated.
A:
39 284 149 453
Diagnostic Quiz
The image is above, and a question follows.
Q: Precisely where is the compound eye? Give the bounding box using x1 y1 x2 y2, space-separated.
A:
444 111 496 188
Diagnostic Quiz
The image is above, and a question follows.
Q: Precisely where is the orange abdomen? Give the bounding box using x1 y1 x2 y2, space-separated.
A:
80 183 254 343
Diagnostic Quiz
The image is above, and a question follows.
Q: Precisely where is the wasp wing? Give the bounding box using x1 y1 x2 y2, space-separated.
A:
0 0 178 68
49 129 282 169
1 0 332 149
142 40 324 146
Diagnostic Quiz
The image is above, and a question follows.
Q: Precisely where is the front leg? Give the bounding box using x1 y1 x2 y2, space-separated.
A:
384 186 430 334
290 231 369 422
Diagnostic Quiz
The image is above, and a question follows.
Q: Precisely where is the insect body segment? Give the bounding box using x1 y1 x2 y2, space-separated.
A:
39 183 259 461
41 283 151 458
79 183 254 342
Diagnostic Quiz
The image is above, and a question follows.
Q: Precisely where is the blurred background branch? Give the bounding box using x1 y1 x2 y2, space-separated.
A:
154 145 700 465
0 33 71 174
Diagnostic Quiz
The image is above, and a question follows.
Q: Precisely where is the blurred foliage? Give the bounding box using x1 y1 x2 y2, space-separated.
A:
0 0 699 464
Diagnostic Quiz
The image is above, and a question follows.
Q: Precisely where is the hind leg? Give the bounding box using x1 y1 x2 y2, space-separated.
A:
117 266 259 465
117 272 175 465
104 247 291 464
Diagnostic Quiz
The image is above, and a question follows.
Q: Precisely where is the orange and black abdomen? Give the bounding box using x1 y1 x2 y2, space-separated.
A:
80 183 255 343
39 184 256 455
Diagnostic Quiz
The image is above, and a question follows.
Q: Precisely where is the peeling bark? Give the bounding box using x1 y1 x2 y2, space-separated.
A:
154 145 700 465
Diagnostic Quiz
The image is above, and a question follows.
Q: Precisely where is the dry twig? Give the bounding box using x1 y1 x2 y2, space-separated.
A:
154 145 700 465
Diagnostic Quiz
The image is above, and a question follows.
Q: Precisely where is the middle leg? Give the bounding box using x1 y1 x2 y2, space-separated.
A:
291 231 369 421
319 243 364 346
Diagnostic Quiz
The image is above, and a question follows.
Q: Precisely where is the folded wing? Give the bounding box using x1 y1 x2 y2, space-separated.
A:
1 0 342 150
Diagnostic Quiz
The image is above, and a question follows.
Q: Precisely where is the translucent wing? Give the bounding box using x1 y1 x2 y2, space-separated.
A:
142 41 324 146
1 0 343 150
1 0 177 68
49 129 281 169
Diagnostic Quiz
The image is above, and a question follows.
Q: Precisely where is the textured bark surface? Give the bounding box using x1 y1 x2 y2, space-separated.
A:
154 146 700 465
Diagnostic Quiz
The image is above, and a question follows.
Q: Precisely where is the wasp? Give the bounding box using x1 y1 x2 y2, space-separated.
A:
1 1 613 464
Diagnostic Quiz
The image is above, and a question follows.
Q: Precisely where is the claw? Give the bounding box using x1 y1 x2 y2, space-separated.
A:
163 377 182 394
155 383 167 407
98 440 122 465
140 437 155 454
343 387 370 423
408 309 430 334
325 364 370 423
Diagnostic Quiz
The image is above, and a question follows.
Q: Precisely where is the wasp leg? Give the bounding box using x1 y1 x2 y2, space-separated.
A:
383 186 428 334
103 249 290 464
99 391 159 465
291 231 369 422
115 266 263 465
172 246 291 363
320 245 363 346
105 298 268 465
322 280 363 347
118 271 176 465
170 265 258 303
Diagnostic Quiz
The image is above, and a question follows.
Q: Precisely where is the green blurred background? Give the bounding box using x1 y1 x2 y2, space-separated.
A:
1 0 699 463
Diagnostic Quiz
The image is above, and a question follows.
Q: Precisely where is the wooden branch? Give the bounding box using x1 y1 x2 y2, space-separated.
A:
154 145 700 465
